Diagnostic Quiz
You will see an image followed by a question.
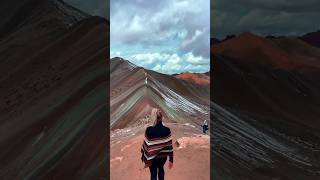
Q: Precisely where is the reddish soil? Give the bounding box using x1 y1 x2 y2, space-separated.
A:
110 123 210 180
212 32 320 72
175 72 210 85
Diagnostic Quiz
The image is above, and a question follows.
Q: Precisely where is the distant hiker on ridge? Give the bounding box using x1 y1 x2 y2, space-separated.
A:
141 108 174 180
202 119 208 134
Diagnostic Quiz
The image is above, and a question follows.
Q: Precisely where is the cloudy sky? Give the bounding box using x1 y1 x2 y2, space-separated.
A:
212 0 320 39
110 0 210 75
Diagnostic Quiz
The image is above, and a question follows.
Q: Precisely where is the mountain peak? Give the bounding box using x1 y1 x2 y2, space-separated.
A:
212 32 320 71
51 0 89 26
0 0 89 39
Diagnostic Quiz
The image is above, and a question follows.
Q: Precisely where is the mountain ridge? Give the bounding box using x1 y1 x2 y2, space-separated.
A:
212 32 320 72
110 57 210 129
211 30 320 179
0 0 109 179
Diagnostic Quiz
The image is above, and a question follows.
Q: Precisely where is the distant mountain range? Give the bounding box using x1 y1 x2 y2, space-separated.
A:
212 32 320 72
212 30 320 48
0 0 108 179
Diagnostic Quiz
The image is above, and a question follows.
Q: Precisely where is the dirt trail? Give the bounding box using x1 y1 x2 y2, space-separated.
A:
110 123 210 180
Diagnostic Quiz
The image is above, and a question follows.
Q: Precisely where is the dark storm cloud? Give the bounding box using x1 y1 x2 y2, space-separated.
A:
65 0 109 19
211 0 320 38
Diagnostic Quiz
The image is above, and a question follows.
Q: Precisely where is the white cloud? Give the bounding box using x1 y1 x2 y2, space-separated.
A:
111 0 210 74
110 51 121 58
111 0 210 56
184 52 208 65
130 52 168 66
126 52 209 74
152 64 162 72
181 30 204 48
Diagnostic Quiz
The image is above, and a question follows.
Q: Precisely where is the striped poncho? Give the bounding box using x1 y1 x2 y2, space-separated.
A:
141 123 174 167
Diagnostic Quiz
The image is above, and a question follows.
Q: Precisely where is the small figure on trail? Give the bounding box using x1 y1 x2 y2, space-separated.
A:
145 72 148 85
202 120 208 134
141 108 174 180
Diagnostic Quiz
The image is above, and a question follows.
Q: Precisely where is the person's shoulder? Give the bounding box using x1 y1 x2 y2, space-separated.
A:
145 126 154 134
163 125 170 131
162 125 171 134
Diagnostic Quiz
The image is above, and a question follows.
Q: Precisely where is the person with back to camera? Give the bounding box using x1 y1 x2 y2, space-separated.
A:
202 119 208 134
141 108 174 180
